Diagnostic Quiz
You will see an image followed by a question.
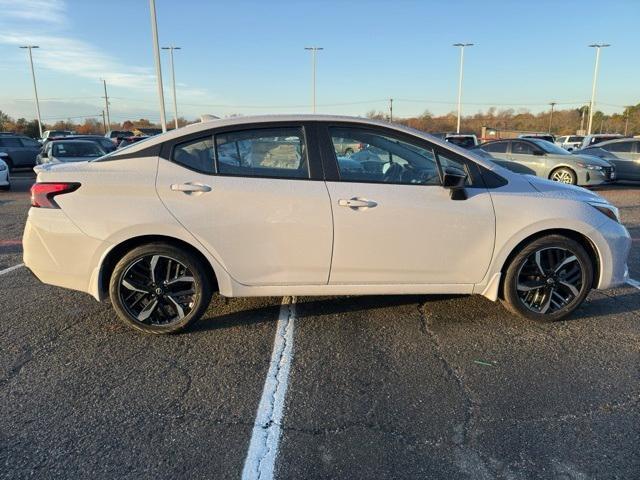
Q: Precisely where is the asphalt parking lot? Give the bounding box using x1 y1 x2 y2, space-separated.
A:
1 172 638 479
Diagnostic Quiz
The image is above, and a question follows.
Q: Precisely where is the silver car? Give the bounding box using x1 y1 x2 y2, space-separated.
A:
554 135 584 151
580 138 640 181
37 140 106 166
478 138 615 185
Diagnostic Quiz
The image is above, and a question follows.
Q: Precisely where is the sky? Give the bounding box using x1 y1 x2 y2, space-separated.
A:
0 0 639 125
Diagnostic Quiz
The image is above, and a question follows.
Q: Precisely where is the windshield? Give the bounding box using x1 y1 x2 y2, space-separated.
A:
53 142 105 158
528 138 570 155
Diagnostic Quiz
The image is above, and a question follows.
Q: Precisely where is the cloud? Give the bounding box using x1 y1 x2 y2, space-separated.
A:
0 0 67 25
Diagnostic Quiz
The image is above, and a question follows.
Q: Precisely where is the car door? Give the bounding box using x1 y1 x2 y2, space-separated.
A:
156 123 333 286
0 137 26 167
321 124 495 285
19 137 41 166
603 140 640 180
509 140 546 176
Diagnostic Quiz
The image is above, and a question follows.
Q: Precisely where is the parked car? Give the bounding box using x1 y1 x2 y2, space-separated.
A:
578 134 624 150
37 140 106 166
38 135 116 161
554 135 584 151
23 115 630 334
579 138 640 181
477 138 615 185
41 130 72 142
0 134 41 171
0 153 10 190
105 130 134 144
518 133 555 143
445 134 478 149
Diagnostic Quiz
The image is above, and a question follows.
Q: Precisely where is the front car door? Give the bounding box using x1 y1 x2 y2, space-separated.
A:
509 140 547 176
602 140 640 180
319 124 495 285
156 122 333 286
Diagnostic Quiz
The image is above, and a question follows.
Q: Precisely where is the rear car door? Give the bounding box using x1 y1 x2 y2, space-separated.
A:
156 123 333 286
19 137 41 166
320 124 495 285
603 140 640 180
0 137 26 167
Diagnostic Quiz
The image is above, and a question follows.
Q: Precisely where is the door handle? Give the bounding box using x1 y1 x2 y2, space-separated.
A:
170 183 212 193
338 197 378 209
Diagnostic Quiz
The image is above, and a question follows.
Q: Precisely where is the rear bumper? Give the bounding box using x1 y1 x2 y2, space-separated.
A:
23 208 106 296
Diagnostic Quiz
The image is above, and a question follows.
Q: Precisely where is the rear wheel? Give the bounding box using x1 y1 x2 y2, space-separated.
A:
549 167 577 185
502 235 593 321
109 243 213 334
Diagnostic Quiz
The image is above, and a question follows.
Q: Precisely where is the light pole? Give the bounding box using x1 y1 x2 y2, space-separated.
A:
148 0 167 132
162 46 181 129
587 43 610 135
101 79 111 130
453 43 473 134
19 45 43 138
304 47 323 113
548 102 556 133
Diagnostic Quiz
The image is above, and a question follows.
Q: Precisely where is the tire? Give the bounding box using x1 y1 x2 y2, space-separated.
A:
0 183 9 191
501 235 593 322
549 167 577 185
109 242 213 334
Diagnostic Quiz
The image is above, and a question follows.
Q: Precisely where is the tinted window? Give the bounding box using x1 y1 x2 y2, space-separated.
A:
20 138 40 147
172 137 215 173
52 142 103 157
605 141 634 153
481 141 508 153
511 141 536 155
215 127 308 179
446 136 476 149
330 127 441 185
0 137 23 147
568 136 583 143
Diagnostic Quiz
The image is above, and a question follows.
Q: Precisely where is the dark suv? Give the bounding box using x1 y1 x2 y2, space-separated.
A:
0 135 41 171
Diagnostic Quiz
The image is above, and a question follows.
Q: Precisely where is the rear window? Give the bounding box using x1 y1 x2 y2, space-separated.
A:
481 141 508 153
446 136 476 149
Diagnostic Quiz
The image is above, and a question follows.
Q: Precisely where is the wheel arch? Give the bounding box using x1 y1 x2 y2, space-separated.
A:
498 228 600 298
548 164 577 180
98 234 221 300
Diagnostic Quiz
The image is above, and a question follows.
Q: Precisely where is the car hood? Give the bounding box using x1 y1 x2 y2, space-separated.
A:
569 153 613 167
525 174 607 203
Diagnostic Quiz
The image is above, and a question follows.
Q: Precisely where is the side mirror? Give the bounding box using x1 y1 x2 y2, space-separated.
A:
533 150 545 156
442 166 468 200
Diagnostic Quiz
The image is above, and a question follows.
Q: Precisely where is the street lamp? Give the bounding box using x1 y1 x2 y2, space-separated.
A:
587 43 610 135
148 0 167 132
162 46 181 129
19 46 43 138
304 47 323 113
453 43 473 134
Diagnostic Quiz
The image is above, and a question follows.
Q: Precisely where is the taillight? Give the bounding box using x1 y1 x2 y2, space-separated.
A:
30 182 80 208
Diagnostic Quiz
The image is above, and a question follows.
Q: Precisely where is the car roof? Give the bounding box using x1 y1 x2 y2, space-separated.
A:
106 114 500 170
50 139 102 144
595 137 637 146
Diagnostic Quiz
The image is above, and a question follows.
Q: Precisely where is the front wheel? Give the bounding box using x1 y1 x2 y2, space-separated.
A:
501 235 593 321
109 243 213 334
550 167 577 185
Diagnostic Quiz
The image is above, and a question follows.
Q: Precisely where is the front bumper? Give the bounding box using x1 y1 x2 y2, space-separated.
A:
579 166 617 186
588 219 631 290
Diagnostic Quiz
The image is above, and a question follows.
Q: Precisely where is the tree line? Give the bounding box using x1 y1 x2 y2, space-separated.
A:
1 104 638 139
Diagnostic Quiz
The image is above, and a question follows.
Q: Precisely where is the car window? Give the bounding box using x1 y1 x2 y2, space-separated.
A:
215 127 308 179
481 141 508 153
20 138 40 148
52 142 104 157
568 136 583 143
604 141 634 153
446 136 476 148
511 141 535 155
0 137 23 147
329 127 441 185
172 137 215 173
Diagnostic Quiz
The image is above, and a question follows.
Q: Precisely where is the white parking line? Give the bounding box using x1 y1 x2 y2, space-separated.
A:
242 296 296 480
0 263 24 276
626 278 640 290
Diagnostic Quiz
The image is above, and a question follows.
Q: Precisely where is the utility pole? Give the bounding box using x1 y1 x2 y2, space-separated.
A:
149 0 167 132
19 45 43 138
623 106 631 136
162 46 181 129
101 110 107 134
304 47 323 113
101 79 111 131
548 102 556 133
579 106 586 133
453 43 473 134
389 98 393 122
587 43 610 135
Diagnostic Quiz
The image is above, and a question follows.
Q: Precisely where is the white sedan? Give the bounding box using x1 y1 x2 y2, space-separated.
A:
23 115 631 334
0 153 10 190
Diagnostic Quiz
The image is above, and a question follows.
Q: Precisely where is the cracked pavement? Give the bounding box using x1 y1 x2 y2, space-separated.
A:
1 174 639 479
